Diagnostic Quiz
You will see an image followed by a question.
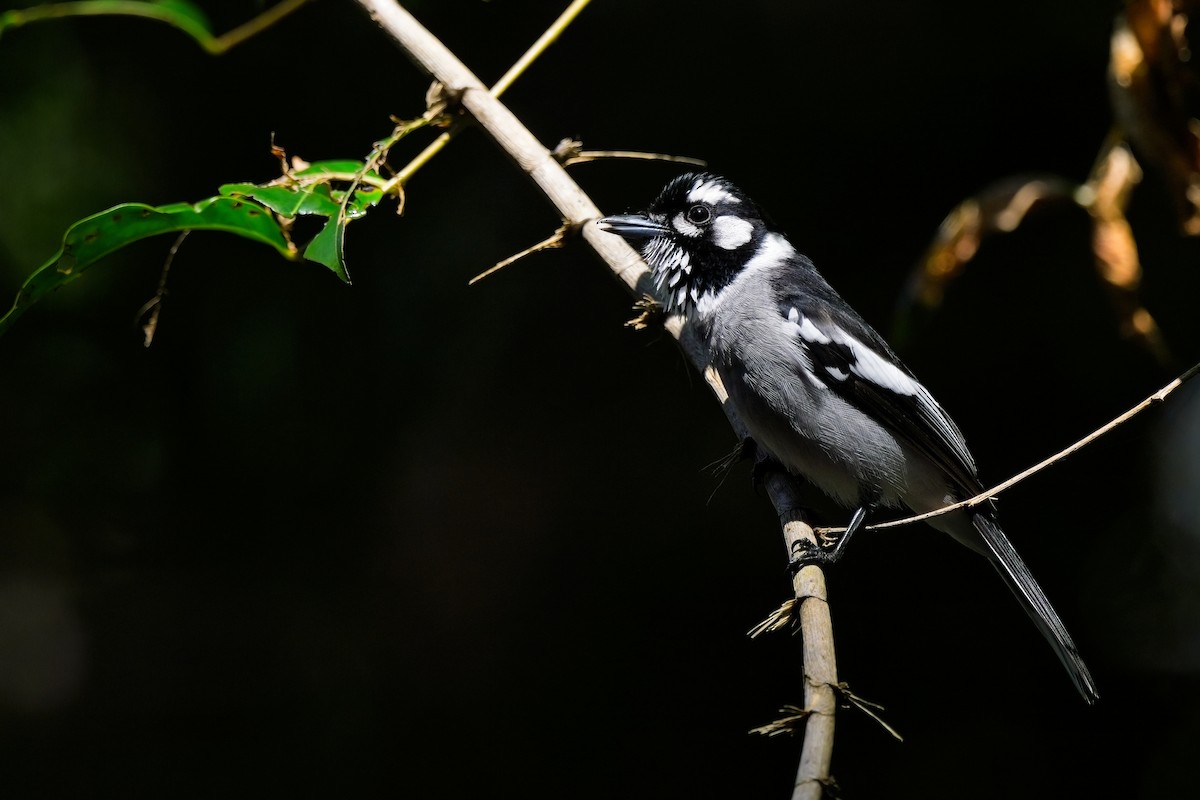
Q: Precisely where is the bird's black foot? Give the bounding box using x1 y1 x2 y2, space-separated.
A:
787 506 869 572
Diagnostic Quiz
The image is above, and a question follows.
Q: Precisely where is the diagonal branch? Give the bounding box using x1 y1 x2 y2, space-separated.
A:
818 358 1200 536
354 1 836 796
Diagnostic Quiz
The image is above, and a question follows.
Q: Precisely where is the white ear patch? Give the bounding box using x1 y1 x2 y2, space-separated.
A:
711 216 754 249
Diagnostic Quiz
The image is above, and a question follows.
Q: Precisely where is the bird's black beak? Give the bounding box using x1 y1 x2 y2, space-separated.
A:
595 213 669 241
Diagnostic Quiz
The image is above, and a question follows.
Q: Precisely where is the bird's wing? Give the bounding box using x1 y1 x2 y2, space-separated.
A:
780 289 985 498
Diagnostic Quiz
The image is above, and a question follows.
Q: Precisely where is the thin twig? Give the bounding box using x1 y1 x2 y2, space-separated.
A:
136 230 190 347
209 0 313 54
489 0 592 98
817 359 1200 535
381 0 593 193
468 227 566 285
562 149 708 167
834 683 903 742
749 704 813 737
550 138 707 168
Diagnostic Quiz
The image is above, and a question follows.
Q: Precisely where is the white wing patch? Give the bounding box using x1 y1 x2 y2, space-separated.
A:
785 306 978 476
711 216 754 250
788 309 921 397
839 337 921 396
798 316 830 344
825 365 849 380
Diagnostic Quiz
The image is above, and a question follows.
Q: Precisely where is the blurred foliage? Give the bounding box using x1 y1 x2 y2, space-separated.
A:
899 0 1200 372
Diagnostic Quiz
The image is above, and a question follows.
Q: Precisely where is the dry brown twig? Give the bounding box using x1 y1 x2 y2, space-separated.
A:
135 230 190 347
552 137 708 168
468 226 567 286
818 358 1200 536
469 141 705 285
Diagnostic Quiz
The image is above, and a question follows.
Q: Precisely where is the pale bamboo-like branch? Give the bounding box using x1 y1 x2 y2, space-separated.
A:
354 1 837 795
765 470 839 800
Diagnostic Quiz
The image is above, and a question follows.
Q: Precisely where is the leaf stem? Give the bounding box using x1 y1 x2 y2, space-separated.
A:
209 0 312 54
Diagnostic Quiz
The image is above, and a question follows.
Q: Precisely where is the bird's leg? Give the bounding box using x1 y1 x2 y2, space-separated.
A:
735 437 758 471
788 504 872 570
744 440 783 493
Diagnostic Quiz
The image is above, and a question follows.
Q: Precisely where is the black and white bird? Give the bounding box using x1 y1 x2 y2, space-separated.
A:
596 171 1098 703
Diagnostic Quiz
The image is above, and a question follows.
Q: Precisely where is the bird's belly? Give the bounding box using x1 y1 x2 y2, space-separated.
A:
718 360 909 510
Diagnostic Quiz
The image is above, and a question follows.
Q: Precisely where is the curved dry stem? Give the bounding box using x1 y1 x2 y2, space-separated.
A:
562 149 709 167
210 0 313 54
469 227 566 285
818 359 1200 536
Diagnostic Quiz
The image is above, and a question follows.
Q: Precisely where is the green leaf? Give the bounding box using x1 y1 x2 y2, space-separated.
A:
220 160 384 220
293 160 381 179
220 183 343 218
144 0 211 32
0 196 296 335
338 186 385 219
1 1 216 51
219 178 384 280
303 216 349 283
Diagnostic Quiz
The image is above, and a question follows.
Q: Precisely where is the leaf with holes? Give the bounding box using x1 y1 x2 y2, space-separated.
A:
0 196 295 335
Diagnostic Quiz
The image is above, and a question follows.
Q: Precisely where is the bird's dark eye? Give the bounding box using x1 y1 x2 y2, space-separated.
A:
685 205 711 225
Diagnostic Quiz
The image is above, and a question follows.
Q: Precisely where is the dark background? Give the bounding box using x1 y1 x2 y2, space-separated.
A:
2 1 1199 797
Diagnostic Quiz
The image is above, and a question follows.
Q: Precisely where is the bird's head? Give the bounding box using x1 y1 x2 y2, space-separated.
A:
596 172 772 314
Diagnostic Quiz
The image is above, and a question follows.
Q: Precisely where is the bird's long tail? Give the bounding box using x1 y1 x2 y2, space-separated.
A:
972 513 1099 703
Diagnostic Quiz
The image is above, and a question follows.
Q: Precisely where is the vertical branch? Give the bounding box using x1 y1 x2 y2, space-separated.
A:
766 473 838 800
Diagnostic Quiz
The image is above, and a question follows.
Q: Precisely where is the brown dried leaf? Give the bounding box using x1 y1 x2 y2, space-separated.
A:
1082 140 1174 365
1109 2 1200 233
903 176 1074 311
